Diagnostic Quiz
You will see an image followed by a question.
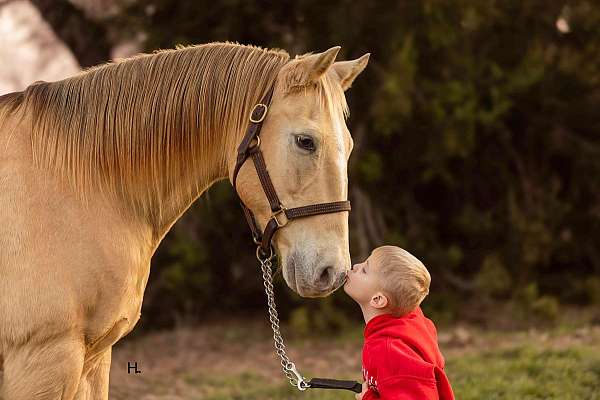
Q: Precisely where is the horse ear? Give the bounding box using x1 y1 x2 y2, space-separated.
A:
331 53 370 91
296 46 341 83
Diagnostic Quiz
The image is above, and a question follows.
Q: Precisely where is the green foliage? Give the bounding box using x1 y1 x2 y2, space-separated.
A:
98 0 600 328
531 296 560 321
289 307 311 337
585 277 600 305
514 283 561 322
357 150 383 183
289 296 353 337
475 254 512 298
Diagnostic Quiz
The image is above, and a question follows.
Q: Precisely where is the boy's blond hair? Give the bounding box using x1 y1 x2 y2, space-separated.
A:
371 246 431 316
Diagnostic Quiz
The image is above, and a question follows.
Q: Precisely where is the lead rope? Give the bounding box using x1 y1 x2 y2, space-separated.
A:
257 248 363 394
259 250 311 391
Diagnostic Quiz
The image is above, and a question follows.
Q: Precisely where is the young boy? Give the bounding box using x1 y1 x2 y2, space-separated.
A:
344 245 454 400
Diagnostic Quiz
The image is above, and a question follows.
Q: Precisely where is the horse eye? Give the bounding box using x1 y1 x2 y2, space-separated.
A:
295 135 316 152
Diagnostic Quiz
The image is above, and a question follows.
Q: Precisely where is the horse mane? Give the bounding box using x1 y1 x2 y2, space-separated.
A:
0 92 24 121
10 41 348 232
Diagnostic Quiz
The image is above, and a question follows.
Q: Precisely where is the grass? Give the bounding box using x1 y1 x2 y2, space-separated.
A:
184 344 600 400
448 345 600 400
109 319 600 399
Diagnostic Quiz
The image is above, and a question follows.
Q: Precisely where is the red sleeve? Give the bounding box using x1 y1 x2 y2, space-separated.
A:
376 375 439 400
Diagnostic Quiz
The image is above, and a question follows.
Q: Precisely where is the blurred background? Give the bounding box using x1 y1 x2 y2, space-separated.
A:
1 0 599 399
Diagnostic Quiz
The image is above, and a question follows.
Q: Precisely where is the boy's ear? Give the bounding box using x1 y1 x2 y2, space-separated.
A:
370 292 389 309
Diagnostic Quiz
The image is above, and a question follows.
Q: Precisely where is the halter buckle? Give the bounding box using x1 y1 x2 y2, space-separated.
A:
271 206 288 228
250 103 268 123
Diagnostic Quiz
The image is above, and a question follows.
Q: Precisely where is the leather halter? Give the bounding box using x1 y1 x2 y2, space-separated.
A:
232 81 351 260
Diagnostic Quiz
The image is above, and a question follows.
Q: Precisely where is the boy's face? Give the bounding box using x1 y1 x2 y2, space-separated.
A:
343 252 383 306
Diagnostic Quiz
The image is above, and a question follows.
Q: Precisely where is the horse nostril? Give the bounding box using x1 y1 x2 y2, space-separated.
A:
317 266 334 287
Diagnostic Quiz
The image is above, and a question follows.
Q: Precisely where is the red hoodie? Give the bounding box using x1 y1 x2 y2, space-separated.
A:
361 307 454 400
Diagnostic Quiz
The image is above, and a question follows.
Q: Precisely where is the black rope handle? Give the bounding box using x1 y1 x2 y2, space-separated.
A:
308 378 363 393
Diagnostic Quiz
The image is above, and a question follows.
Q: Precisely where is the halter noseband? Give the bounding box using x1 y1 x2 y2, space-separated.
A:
231 81 351 260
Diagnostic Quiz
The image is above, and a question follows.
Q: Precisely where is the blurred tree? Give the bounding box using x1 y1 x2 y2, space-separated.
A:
30 0 600 329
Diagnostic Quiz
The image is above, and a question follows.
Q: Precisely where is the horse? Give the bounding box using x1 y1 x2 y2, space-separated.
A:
0 41 369 399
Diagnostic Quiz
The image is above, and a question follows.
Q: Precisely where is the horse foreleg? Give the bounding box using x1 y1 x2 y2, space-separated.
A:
1 334 84 400
73 317 130 400
74 348 112 400
1 353 4 399
0 360 4 400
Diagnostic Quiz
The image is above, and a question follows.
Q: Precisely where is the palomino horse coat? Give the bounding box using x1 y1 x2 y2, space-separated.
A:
0 42 369 399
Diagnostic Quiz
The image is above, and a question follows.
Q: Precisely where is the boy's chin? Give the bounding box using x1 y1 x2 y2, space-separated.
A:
342 282 350 295
342 283 357 301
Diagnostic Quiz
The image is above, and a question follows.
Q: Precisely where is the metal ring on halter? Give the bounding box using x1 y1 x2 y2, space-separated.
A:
248 135 260 150
256 244 274 262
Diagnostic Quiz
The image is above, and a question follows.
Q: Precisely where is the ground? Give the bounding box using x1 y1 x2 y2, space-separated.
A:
108 315 600 400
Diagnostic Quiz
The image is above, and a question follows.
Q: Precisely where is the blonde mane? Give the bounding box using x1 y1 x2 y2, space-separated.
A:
7 41 349 232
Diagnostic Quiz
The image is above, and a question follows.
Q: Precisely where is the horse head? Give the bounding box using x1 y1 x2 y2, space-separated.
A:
231 46 369 297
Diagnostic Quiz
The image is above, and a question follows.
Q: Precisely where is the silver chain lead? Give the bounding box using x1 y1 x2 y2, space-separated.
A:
259 254 310 391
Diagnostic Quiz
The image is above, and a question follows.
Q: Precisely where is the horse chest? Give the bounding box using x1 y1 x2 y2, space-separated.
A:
83 255 151 347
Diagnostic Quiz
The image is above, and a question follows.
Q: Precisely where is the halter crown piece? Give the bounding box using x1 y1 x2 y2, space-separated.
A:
230 77 361 393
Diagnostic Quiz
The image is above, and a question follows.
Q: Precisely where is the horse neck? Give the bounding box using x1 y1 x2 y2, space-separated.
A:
23 45 287 248
148 127 235 245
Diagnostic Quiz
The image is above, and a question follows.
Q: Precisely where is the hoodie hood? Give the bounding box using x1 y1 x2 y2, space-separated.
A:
364 307 445 369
